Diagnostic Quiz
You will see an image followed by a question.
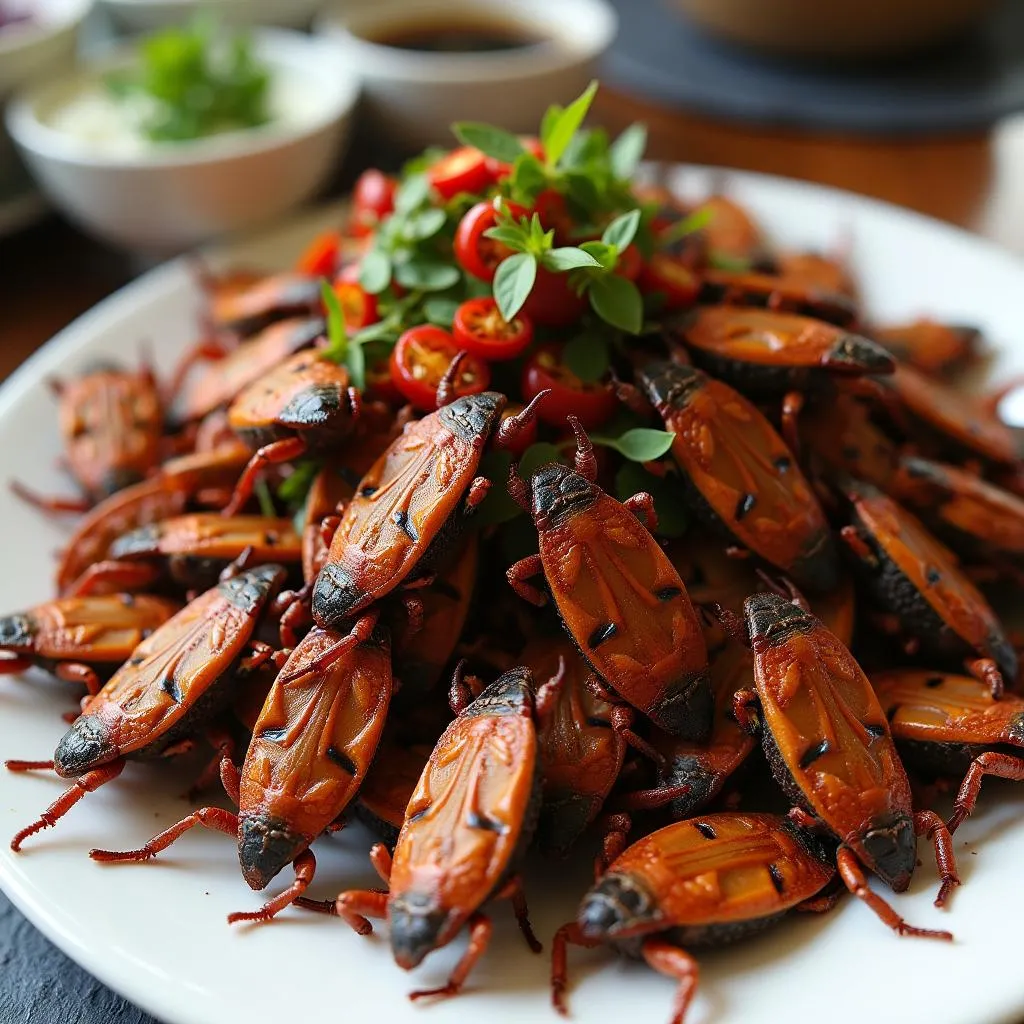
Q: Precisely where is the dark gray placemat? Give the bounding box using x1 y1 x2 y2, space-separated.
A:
603 0 1024 133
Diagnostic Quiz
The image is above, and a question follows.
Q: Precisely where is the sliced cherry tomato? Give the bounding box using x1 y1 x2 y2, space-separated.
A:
522 343 617 430
483 136 545 180
390 326 491 411
366 353 402 405
532 189 574 241
454 201 517 282
522 266 587 328
428 147 493 201
296 230 340 277
615 244 643 282
452 298 533 362
332 265 379 330
351 170 397 237
639 253 700 310
498 403 538 457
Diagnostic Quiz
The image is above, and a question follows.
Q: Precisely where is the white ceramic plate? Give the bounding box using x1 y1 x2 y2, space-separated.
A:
1 168 1023 1024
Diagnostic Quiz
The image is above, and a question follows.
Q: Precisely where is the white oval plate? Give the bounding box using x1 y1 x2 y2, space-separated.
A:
1 169 1023 1024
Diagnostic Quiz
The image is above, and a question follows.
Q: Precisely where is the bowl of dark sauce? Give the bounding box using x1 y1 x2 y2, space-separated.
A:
317 0 616 148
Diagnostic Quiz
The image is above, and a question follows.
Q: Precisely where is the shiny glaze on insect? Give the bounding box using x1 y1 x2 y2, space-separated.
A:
55 445 250 595
883 363 1018 465
239 625 392 888
527 634 623 856
228 350 357 452
208 271 321 336
872 320 980 377
54 565 286 777
842 480 1016 680
524 461 711 740
678 306 892 396
0 594 179 668
384 667 540 969
58 364 162 498
313 392 506 627
745 593 918 891
177 316 325 422
640 361 837 592
697 268 859 326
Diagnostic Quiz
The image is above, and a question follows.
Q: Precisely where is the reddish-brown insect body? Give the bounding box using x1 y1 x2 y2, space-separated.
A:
871 669 1024 834
696 195 773 269
356 735 433 847
697 268 859 326
774 251 856 298
678 307 893 396
872 320 980 377
312 392 507 628
840 480 1016 681
207 271 321 336
300 465 354 586
58 363 163 499
739 592 958 925
508 425 712 740
640 360 838 592
552 813 836 1024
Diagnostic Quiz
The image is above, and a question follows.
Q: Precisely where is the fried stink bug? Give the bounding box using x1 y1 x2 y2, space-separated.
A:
728 592 959 924
697 268 859 326
638 360 838 593
92 624 392 923
872 320 981 378
8 565 288 850
507 417 712 740
552 813 838 1024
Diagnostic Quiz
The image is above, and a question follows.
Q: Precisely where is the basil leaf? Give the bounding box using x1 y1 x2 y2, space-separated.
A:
352 320 400 346
345 338 366 391
395 260 461 292
602 208 641 251
579 240 617 269
483 225 529 248
452 122 525 163
394 173 430 213
542 247 602 272
563 332 610 382
423 296 460 328
359 250 392 294
563 171 602 215
544 80 598 168
609 122 647 179
254 477 276 518
319 279 347 359
597 428 676 462
589 274 643 334
660 206 714 244
614 462 689 537
540 103 563 150
405 207 447 241
277 459 320 507
508 152 548 203
493 252 536 321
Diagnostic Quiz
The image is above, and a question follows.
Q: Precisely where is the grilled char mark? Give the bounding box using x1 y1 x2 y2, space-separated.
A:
237 814 308 891
219 564 285 613
437 391 504 445
392 509 418 542
530 463 598 527
744 592 815 651
694 821 717 839
161 676 183 703
637 361 704 412
260 726 288 743
311 562 365 628
0 613 34 650
326 745 358 774
925 676 945 688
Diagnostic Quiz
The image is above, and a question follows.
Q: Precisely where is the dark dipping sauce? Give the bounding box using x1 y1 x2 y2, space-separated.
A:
364 18 549 54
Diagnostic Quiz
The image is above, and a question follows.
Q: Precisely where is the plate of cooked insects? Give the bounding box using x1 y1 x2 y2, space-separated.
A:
2 83 1024 1024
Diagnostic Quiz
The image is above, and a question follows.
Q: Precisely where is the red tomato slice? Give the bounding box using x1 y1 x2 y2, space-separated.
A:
454 199 529 282
639 254 700 310
351 170 397 237
615 244 643 282
428 147 493 201
522 266 587 328
390 326 492 411
452 298 533 361
332 265 379 330
296 230 341 277
522 343 617 430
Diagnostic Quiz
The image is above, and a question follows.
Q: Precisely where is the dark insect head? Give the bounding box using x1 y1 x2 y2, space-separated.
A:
438 391 505 444
529 463 597 528
578 871 662 940
825 333 895 376
858 812 916 893
743 592 815 652
637 360 703 412
237 814 309 891
54 715 118 778
0 614 35 651
389 891 448 970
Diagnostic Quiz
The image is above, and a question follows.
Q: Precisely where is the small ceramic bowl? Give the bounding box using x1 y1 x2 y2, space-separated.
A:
317 0 617 150
0 0 92 100
100 0 327 32
6 29 358 253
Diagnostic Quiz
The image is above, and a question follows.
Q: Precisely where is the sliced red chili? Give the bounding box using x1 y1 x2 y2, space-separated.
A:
351 170 397 237
522 343 617 430
452 298 533 362
295 230 341 278
639 254 700 310
428 147 493 201
390 326 491 411
332 265 379 330
522 266 588 328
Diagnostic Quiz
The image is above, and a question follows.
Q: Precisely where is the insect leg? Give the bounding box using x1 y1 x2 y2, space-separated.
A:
464 476 491 510
534 656 567 723
11 759 125 851
494 388 550 450
187 731 237 801
731 689 761 734
63 560 161 598
595 812 632 879
6 759 55 771
608 702 666 765
409 911 492 1001
369 842 393 883
277 609 379 683
228 849 316 925
333 889 389 934
507 554 546 606
435 352 468 409
494 873 542 953
947 752 1024 835
551 922 603 1017
9 481 91 515
221 436 309 517
0 658 33 676
89 804 238 862
448 660 486 714
913 810 960 907
623 491 658 533
163 336 228 408
839 525 878 566
835 847 951 940
614 782 694 813
506 459 531 511
53 662 102 697
964 658 1004 700
567 416 598 482
640 938 700 1024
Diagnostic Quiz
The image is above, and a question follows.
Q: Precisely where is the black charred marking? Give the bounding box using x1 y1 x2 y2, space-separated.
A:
130 654 146 666
735 493 757 520
588 622 618 649
655 586 683 602
407 806 429 824
799 739 830 769
467 809 508 833
768 863 785 895
260 726 288 743
864 723 886 741
359 484 377 498
392 509 418 542
925 676 945 688
926 567 941 585
586 716 613 729
774 455 792 473
695 821 717 840
160 676 182 703
326 745 357 774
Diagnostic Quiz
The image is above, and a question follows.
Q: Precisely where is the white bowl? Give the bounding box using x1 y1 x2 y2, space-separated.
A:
5 29 358 253
0 0 92 100
317 0 617 150
101 0 327 32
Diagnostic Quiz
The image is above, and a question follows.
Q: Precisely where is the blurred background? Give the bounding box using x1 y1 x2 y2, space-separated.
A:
0 0 1023 1017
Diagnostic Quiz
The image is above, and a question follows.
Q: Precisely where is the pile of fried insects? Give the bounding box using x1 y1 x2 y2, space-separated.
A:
4 84 1023 1024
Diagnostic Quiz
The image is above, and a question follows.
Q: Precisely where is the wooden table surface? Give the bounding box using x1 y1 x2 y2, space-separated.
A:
3 89 1024 383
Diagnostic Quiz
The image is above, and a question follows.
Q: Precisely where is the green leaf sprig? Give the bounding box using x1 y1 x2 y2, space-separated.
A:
591 428 677 462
